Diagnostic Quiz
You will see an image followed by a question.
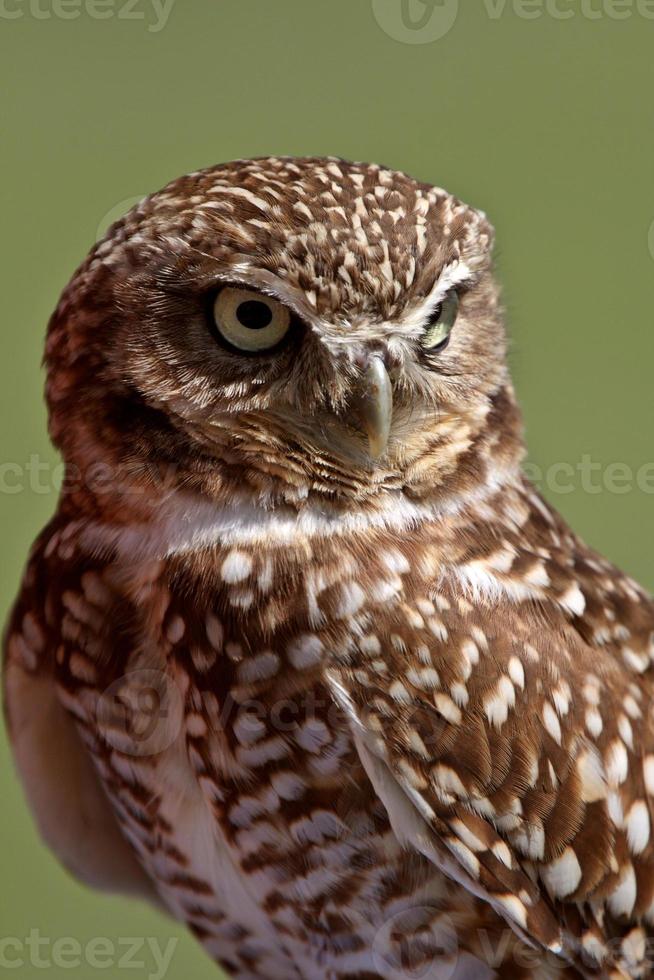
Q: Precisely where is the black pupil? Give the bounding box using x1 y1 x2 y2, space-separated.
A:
236 300 273 330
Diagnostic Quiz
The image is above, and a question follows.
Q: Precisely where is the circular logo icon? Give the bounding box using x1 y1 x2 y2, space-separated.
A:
372 905 459 979
372 0 460 44
97 668 184 757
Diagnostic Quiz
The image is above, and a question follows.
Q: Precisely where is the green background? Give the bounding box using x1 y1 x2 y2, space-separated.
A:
1 2 653 976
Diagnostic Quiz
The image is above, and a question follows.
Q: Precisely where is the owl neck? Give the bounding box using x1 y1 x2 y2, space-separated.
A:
68 468 531 581
72 451 527 569
55 382 526 535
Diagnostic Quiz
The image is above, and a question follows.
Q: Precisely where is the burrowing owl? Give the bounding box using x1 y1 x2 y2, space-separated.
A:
4 157 654 979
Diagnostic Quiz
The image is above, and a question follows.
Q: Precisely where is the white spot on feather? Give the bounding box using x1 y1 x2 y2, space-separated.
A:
643 755 654 796
434 692 462 725
205 613 224 651
337 581 365 618
542 847 582 898
626 801 650 855
287 634 323 670
585 708 603 738
495 894 528 929
606 739 629 787
237 651 280 684
166 615 185 644
508 656 525 689
484 677 515 729
618 713 634 750
221 550 253 584
608 864 637 917
542 701 562 745
577 748 607 803
560 583 586 616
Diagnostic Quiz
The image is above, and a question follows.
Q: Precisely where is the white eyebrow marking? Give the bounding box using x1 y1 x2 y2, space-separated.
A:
311 257 477 354
196 255 476 352
398 260 474 335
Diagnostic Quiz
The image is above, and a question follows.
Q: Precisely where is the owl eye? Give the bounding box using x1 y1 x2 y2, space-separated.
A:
212 287 291 353
422 290 460 352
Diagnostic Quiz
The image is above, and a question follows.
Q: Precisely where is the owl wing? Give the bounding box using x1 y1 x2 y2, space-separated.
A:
327 556 654 976
3 522 161 905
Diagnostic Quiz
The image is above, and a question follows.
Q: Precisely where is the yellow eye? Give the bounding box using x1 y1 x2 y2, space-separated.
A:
213 287 291 353
422 290 460 351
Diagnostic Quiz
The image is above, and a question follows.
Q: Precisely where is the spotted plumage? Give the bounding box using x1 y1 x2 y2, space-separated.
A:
4 156 654 978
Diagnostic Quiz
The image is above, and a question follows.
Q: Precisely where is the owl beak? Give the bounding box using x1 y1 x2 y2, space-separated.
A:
352 356 393 459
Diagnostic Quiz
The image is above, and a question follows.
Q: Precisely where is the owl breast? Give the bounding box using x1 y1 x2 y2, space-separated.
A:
47 519 514 980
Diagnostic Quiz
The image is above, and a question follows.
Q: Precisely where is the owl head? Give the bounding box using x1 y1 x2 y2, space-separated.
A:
45 157 524 519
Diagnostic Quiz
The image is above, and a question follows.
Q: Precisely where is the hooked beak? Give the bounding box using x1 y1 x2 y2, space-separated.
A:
350 356 393 459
